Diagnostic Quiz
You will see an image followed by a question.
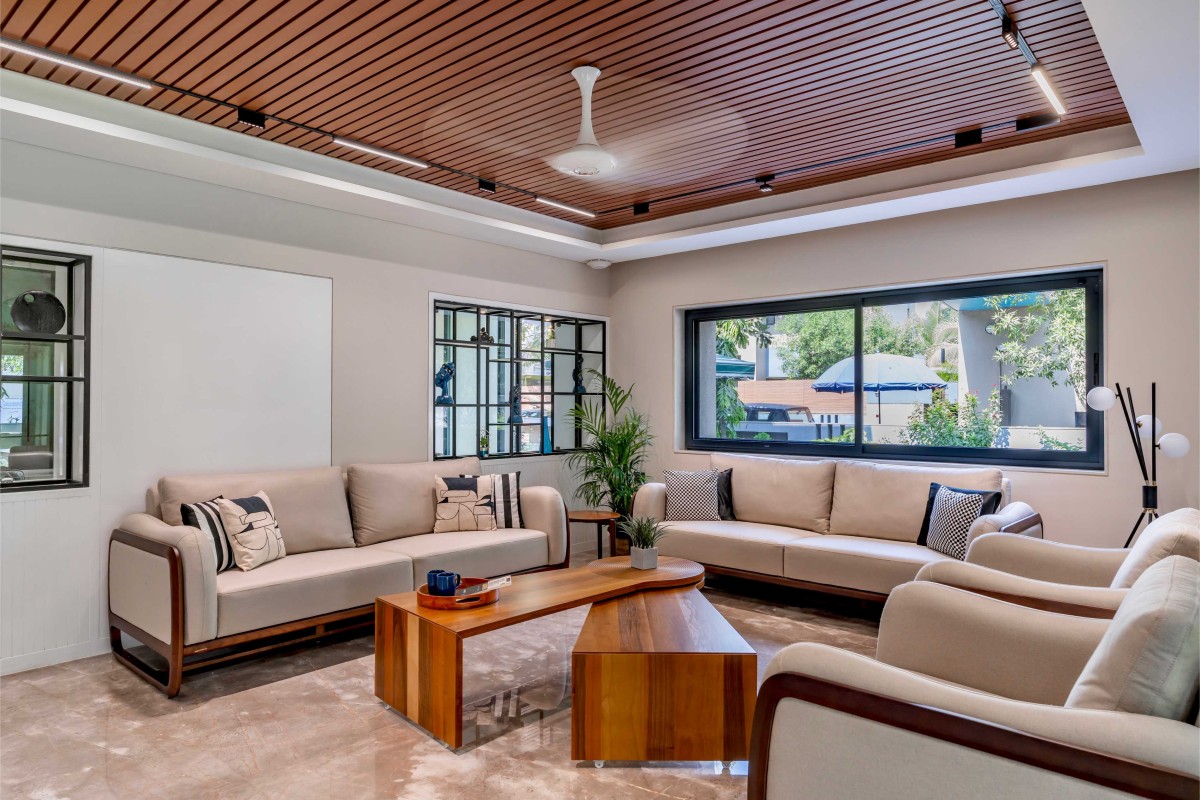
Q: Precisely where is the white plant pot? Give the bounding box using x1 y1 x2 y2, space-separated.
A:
630 546 659 570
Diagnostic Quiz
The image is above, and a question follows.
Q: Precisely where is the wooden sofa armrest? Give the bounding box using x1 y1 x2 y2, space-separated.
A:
750 672 1200 800
1000 510 1043 535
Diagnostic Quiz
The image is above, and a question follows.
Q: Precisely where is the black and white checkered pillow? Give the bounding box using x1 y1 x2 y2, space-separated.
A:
180 497 235 572
665 470 720 521
920 483 1002 560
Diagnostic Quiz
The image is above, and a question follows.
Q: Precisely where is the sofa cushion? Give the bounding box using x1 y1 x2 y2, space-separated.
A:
711 453 836 533
658 520 820 576
829 461 1003 542
373 528 548 579
347 458 480 545
1111 508 1200 589
214 546 413 637
1068 556 1199 720
784 535 956 595
159 466 354 555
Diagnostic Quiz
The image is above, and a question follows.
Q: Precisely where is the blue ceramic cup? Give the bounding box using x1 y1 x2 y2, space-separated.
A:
427 569 447 592
432 571 461 596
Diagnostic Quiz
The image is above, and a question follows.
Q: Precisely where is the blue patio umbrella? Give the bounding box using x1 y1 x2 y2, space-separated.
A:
813 353 947 423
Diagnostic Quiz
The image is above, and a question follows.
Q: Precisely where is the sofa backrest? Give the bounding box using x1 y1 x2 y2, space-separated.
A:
710 453 836 533
347 457 481 545
157 466 354 554
828 460 1004 542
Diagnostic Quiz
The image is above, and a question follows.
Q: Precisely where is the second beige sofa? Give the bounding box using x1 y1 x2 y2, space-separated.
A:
631 453 1041 599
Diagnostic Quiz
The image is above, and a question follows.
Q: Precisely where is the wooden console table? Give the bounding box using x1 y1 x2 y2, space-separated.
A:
374 557 705 749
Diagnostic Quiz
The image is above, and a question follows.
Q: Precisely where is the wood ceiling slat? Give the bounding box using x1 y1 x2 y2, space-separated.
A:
384 1 1083 175
0 0 1128 228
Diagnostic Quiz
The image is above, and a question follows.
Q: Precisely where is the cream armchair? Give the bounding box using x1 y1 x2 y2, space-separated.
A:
915 507 1200 618
749 563 1200 800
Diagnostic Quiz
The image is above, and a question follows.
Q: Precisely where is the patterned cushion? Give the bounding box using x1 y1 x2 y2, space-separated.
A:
435 475 497 532
180 497 235 572
665 470 720 522
919 483 1002 560
488 472 524 529
216 491 286 571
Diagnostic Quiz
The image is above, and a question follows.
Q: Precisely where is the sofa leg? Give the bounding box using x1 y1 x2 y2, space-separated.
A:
110 626 183 698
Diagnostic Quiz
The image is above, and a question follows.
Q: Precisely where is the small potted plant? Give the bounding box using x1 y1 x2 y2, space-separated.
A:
478 430 489 458
620 516 667 570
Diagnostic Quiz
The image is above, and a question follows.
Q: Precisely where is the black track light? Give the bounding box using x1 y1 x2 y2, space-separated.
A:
633 201 650 215
1001 17 1019 49
756 174 775 193
954 128 983 148
236 107 266 129
478 179 497 194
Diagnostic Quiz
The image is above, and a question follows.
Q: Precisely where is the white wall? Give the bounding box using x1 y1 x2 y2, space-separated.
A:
0 142 611 673
1 236 333 674
609 171 1200 547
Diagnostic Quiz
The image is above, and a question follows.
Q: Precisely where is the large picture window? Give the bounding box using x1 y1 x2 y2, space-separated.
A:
684 269 1103 470
1 245 90 490
433 299 605 460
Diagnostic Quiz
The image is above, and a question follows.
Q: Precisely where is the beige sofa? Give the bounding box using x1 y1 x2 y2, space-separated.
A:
108 457 567 696
631 453 1041 599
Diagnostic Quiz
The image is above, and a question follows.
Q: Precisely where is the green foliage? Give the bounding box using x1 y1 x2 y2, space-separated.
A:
753 431 773 441
813 428 856 443
619 516 668 549
478 429 489 451
985 290 1086 406
901 388 1003 448
1036 426 1083 452
712 318 770 438
564 370 653 518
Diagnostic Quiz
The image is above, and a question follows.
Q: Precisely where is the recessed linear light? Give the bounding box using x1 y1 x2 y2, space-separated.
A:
535 196 596 218
0 38 152 89
1001 17 1019 49
331 137 429 169
236 107 266 129
1030 65 1067 116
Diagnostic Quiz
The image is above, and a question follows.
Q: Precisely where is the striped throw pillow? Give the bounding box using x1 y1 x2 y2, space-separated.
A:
180 497 235 572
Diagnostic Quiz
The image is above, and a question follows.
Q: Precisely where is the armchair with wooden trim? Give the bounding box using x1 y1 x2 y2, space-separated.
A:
915 507 1199 618
749 560 1200 800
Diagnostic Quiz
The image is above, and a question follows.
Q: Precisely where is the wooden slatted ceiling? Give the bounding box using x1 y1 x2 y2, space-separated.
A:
1 0 1127 229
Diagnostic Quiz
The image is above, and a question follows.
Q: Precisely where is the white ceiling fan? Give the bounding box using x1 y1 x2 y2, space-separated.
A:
550 65 618 177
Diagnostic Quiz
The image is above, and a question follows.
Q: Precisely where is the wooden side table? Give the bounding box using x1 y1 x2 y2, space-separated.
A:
568 509 621 558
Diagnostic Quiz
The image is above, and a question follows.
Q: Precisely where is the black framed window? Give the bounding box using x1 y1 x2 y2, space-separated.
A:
1 245 91 490
433 300 606 460
684 269 1104 470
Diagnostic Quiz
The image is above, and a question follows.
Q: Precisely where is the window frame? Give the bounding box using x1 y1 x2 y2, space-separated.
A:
684 268 1104 471
0 245 92 492
431 297 607 462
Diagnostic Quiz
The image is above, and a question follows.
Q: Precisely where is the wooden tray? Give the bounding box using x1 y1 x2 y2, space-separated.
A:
416 578 500 610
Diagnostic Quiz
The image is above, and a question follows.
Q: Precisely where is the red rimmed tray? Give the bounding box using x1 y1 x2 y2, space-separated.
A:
415 578 500 610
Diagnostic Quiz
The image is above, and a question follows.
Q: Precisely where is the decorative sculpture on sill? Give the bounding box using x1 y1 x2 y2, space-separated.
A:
508 385 522 423
572 353 587 395
469 327 495 344
1085 381 1191 546
434 362 456 405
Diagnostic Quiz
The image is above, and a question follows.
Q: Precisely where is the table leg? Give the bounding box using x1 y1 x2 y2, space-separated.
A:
607 519 617 556
375 601 464 748
596 523 604 558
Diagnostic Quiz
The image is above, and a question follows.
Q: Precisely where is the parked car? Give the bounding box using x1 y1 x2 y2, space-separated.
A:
744 404 814 423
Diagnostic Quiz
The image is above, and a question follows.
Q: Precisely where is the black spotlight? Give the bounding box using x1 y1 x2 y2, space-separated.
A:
756 174 775 193
954 128 983 148
633 201 650 215
1015 112 1061 132
1001 17 1019 49
236 107 266 129
478 179 497 194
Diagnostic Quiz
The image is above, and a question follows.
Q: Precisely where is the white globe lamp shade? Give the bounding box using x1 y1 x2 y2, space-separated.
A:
1135 415 1163 439
1158 433 1191 459
1086 386 1116 411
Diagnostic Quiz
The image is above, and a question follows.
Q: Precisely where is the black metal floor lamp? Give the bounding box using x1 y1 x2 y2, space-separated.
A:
1086 382 1192 547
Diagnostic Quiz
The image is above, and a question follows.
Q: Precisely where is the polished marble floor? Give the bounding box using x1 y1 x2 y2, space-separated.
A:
1 555 879 800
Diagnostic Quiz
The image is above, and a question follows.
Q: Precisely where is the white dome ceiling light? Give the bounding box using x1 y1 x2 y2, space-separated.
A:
550 66 618 178
585 259 612 270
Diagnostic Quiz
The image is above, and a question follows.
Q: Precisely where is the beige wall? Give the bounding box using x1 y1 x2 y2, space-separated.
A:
609 171 1200 547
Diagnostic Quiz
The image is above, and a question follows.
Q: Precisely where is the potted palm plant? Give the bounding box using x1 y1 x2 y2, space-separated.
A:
478 429 490 458
564 370 653 520
620 517 667 570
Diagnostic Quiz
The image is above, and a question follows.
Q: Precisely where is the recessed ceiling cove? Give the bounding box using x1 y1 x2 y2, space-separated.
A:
0 0 1129 229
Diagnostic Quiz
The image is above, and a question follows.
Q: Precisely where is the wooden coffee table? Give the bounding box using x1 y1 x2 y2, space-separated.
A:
374 557 705 748
571 572 756 764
